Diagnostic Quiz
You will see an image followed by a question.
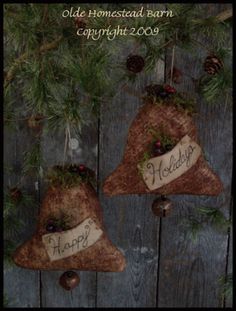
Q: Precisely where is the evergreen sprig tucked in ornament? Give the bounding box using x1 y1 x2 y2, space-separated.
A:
144 84 196 114
138 126 177 174
46 164 96 188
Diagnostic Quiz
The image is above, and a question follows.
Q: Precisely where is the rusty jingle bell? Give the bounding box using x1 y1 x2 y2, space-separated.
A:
59 271 80 290
152 196 173 217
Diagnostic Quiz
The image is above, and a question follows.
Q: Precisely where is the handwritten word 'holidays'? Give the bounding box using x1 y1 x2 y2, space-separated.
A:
147 145 196 185
62 7 174 18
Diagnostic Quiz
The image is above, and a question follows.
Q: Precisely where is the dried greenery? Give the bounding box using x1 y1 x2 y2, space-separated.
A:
151 92 196 114
46 164 96 188
138 126 177 174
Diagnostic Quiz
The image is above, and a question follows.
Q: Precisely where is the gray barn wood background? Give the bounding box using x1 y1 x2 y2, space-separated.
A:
4 3 232 308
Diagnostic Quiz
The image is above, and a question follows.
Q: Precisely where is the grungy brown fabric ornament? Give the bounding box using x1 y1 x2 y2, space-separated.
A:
13 165 126 272
103 88 223 196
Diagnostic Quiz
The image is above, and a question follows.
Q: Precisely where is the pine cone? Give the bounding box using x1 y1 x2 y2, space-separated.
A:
27 115 44 130
126 55 145 73
10 187 22 203
204 54 223 75
75 17 86 30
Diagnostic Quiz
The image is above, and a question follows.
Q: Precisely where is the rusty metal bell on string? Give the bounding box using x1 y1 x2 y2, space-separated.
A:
152 196 173 217
59 271 80 290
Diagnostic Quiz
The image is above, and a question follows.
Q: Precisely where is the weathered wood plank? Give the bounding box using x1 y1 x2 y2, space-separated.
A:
157 4 232 307
40 121 98 307
97 47 164 306
4 122 40 307
225 218 232 307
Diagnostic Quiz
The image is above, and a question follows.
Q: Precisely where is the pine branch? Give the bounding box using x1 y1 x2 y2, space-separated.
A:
182 205 231 242
201 68 232 104
39 36 63 53
4 35 63 87
4 189 36 267
182 217 203 243
197 206 231 231
3 4 232 140
216 9 233 22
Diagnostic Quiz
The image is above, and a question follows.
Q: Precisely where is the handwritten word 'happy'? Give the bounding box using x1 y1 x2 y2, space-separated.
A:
42 218 103 261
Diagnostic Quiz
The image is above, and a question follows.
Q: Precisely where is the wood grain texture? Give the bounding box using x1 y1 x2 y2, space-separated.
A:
157 4 232 307
97 43 164 305
97 4 164 308
4 122 40 307
225 218 232 307
40 121 98 307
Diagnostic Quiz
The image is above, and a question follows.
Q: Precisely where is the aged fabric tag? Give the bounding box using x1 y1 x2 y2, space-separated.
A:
138 135 202 190
42 218 103 261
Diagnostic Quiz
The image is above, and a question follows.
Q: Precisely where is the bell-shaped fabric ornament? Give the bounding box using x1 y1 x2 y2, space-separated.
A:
13 165 126 272
103 90 223 196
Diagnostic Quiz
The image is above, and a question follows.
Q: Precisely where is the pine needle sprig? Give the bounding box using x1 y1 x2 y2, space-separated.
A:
181 217 203 243
197 206 231 232
182 205 231 242
201 67 232 104
219 273 233 300
4 189 36 266
192 16 230 48
4 192 23 265
4 240 16 267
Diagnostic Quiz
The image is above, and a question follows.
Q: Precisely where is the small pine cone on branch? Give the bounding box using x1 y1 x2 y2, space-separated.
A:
27 114 44 135
9 187 22 203
203 54 223 75
75 17 87 30
126 55 145 73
